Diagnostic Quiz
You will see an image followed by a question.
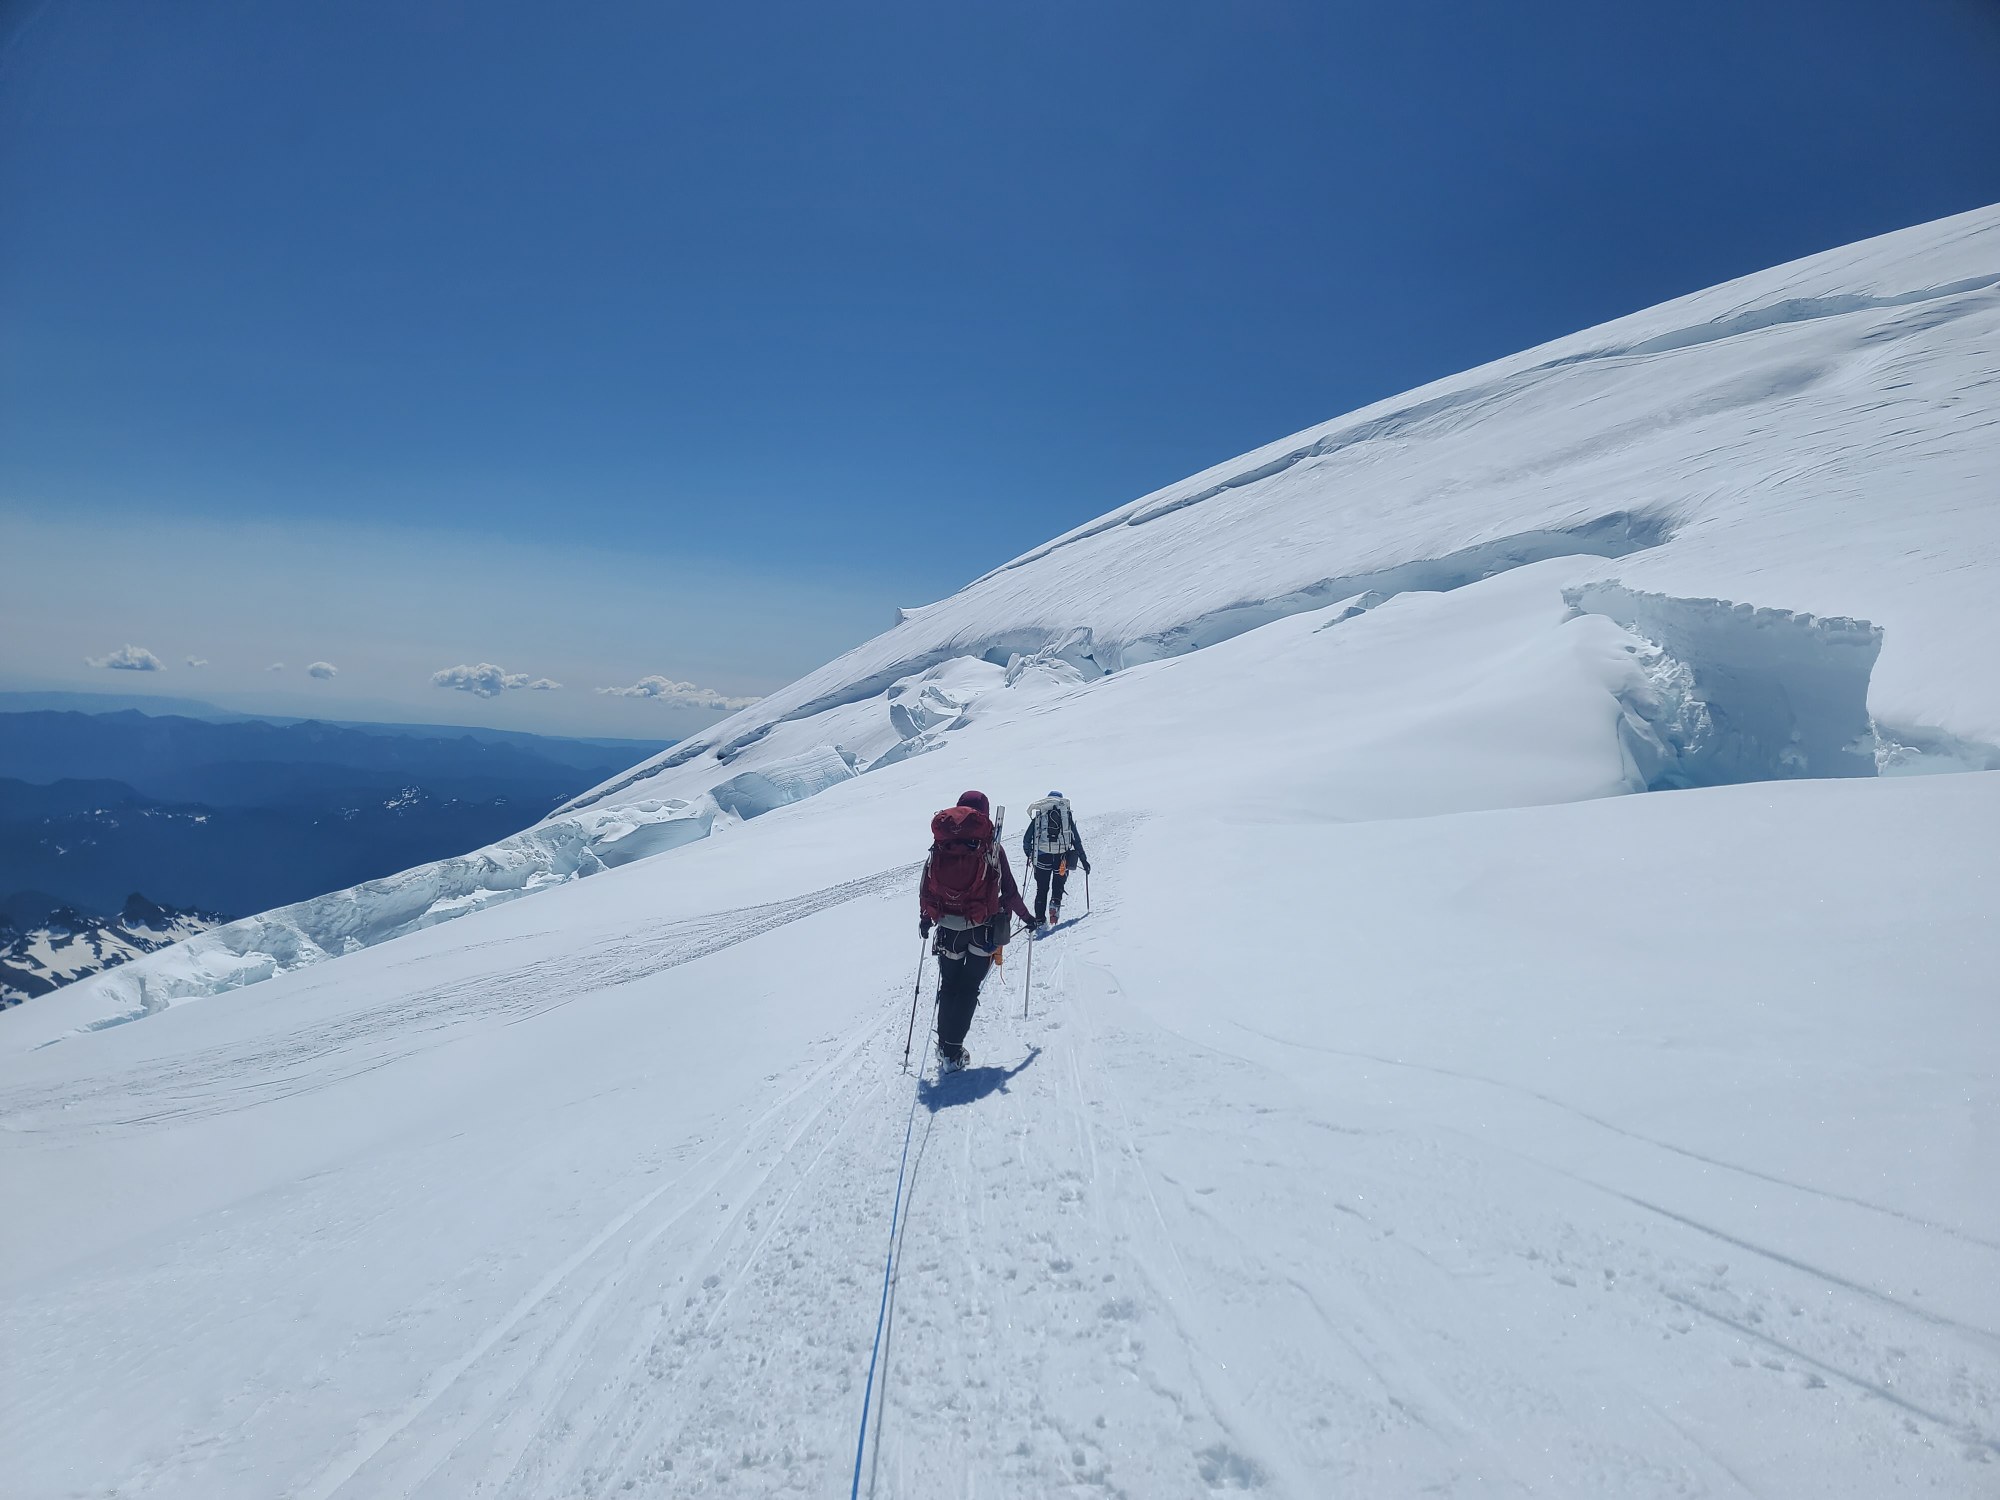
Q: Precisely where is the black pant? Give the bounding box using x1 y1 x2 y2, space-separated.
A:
1032 861 1069 923
935 951 992 1054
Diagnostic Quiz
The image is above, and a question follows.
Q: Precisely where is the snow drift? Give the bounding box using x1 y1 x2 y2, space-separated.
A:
1567 582 1884 789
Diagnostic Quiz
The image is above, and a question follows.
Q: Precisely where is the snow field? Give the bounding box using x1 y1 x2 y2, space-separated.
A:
4 763 1995 1496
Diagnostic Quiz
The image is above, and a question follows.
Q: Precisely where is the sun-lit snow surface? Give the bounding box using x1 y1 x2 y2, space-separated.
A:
4 208 1998 1496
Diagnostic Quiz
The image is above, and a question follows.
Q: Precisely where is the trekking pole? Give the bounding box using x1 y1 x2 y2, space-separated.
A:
901 934 929 1071
1022 922 1035 1018
1085 866 1092 916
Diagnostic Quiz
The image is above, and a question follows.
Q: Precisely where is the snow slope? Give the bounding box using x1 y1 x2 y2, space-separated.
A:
35 204 2000 1022
3 207 1998 1497
576 199 2000 797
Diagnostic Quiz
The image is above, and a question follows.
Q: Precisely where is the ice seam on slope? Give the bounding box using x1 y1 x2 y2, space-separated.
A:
563 511 1677 818
557 641 1055 815
1118 509 1674 667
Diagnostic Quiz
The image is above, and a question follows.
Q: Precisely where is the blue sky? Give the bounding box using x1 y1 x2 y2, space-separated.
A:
4 0 1998 737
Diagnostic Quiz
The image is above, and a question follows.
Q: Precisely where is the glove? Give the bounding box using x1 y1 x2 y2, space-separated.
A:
919 917 932 939
1081 859 1091 873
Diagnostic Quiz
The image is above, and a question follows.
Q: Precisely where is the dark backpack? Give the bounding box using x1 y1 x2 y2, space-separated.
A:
927 806 1000 922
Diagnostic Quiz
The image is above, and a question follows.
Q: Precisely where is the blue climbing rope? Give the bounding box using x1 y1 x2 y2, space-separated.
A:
849 1075 923 1498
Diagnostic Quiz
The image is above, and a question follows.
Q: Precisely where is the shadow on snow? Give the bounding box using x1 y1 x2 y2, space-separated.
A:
919 1046 1041 1112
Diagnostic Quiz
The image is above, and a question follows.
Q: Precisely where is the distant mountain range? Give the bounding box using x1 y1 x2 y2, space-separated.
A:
0 707 663 794
0 704 667 996
0 691 665 762
0 891 225 1008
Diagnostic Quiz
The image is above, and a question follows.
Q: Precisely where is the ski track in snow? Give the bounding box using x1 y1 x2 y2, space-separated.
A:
0 865 921 1137
286 817 1280 1500
110 821 2000 1497
1223 1024 2000 1259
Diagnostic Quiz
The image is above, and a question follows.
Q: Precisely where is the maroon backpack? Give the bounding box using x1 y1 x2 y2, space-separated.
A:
924 805 1000 923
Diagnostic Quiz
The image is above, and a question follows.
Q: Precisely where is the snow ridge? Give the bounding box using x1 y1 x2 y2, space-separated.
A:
559 508 1675 819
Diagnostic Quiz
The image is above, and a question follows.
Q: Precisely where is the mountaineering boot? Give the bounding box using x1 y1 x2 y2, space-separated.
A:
1049 902 1061 926
937 1041 970 1072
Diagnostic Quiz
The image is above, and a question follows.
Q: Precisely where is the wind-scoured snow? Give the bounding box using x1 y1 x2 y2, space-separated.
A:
3 208 1998 1497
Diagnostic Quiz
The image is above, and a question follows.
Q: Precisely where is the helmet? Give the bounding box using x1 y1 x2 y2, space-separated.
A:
1046 789 1063 798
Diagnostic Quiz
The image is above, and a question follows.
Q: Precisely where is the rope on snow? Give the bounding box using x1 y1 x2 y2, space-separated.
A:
848 1072 924 1497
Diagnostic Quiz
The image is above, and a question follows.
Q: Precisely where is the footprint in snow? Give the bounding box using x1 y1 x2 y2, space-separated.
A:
1196 1442 1266 1490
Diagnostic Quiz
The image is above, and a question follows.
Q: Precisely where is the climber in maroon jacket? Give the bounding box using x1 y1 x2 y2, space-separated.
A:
917 789 1037 1069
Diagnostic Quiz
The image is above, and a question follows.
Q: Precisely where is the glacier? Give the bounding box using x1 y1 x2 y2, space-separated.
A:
2 206 1997 1497
40 204 2000 1023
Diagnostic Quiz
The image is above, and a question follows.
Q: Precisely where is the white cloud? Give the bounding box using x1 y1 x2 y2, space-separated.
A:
307 661 338 680
431 662 560 698
86 644 165 672
185 655 208 668
432 663 510 697
267 662 286 672
596 675 758 710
